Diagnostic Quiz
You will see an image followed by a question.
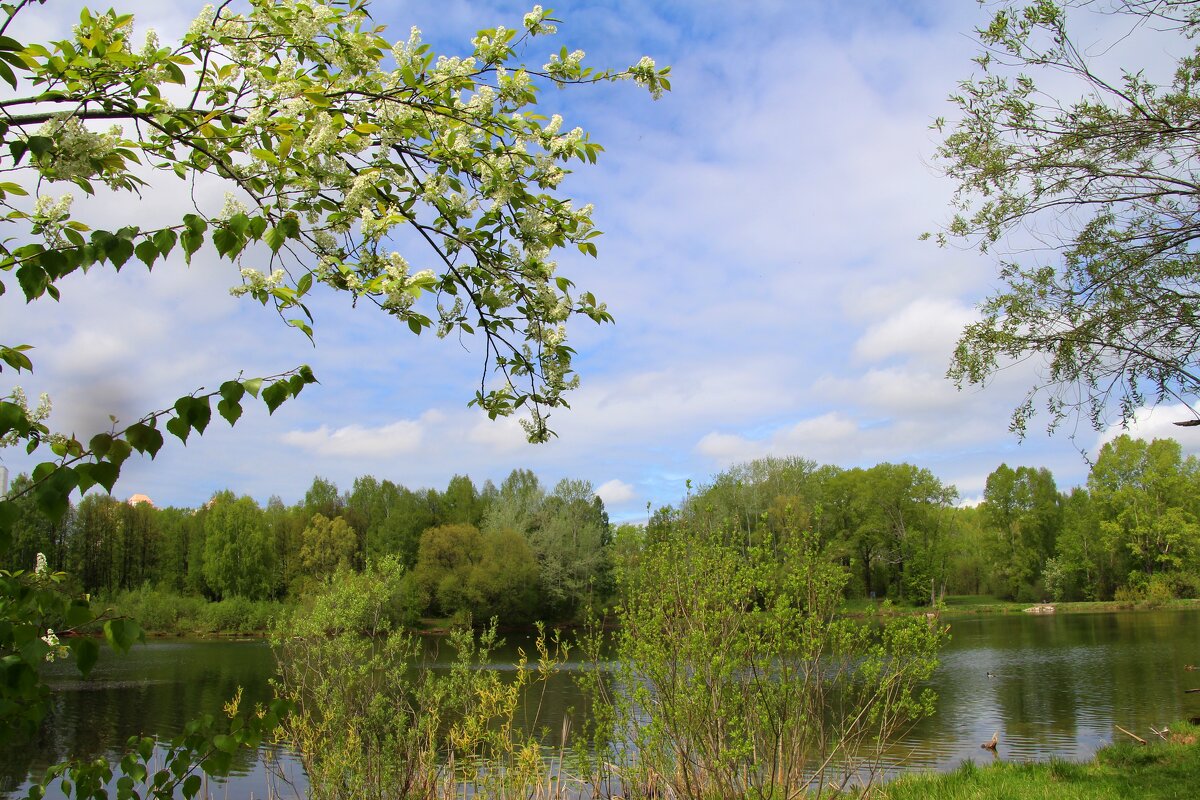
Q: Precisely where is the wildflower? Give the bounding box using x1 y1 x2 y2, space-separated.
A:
42 629 68 662
35 552 47 575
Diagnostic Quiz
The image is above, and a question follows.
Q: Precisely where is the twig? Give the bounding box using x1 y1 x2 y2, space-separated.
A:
1116 724 1147 744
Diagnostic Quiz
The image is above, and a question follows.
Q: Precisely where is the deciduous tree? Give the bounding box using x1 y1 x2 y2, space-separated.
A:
0 0 665 743
936 0 1200 433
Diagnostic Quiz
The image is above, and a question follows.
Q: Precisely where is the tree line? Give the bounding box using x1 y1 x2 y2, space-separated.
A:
7 432 1196 626
3 469 610 625
663 434 1200 607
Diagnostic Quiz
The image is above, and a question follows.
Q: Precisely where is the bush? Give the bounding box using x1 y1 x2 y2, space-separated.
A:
105 587 203 633
198 595 281 633
272 556 566 800
600 518 947 799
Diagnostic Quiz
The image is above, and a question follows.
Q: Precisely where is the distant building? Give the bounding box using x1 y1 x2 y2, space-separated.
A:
127 493 155 508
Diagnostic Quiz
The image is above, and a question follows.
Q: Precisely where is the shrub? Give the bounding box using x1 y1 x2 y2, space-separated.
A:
599 518 947 799
271 556 564 800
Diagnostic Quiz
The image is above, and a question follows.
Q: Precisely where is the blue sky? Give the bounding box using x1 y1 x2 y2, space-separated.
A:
3 0 1195 521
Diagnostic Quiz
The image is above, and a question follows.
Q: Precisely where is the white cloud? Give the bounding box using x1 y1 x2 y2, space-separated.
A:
1093 403 1200 456
696 412 861 466
595 478 636 505
282 416 434 458
853 297 976 366
466 414 528 452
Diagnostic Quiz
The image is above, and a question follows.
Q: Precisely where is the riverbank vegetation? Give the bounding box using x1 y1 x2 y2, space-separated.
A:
266 513 945 800
6 429 1200 639
876 722 1200 800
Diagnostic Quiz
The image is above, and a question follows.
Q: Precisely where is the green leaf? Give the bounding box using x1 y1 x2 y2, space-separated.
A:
125 423 164 457
0 400 29 438
180 227 203 261
165 414 190 444
16 263 48 300
219 380 245 404
76 460 119 493
182 774 201 799
264 225 286 253
134 239 158 269
242 377 263 398
183 395 212 435
34 466 77 522
89 432 113 458
66 600 95 628
152 228 177 257
217 397 242 426
72 637 99 678
26 135 52 158
287 318 313 340
107 237 134 269
262 381 289 414
212 226 242 258
107 438 133 467
212 734 237 754
103 617 143 654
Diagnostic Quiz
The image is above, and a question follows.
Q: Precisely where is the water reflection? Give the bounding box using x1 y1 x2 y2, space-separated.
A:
5 609 1200 798
893 608 1200 770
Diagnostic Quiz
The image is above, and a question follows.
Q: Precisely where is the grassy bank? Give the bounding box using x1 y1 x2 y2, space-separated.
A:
874 722 1200 799
842 595 1200 618
99 586 287 636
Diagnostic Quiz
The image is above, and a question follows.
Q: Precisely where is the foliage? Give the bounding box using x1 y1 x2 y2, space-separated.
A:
201 492 277 600
1089 435 1200 578
980 464 1061 600
272 560 570 800
684 457 959 605
0 554 141 741
936 0 1200 434
602 514 946 799
105 585 283 634
0 0 664 755
412 522 541 623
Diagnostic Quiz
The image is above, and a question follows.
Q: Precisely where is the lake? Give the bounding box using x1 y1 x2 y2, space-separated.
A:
4 608 1200 798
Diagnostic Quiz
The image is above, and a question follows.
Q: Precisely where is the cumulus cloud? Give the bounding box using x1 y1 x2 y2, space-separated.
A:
282 415 436 458
696 412 862 466
853 298 976 366
1093 404 1200 456
595 478 636 505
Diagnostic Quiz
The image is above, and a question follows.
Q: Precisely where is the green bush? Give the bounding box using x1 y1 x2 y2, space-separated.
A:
602 515 947 799
273 556 566 800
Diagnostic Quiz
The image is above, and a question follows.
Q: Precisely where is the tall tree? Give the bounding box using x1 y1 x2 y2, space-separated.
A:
1088 435 1200 580
936 0 1200 432
201 492 275 600
0 0 666 744
980 464 1062 600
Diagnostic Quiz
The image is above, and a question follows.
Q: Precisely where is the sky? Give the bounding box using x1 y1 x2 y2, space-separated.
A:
2 0 1196 521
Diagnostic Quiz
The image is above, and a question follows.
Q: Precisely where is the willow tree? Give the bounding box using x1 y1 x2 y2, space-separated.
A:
935 0 1200 434
0 0 667 752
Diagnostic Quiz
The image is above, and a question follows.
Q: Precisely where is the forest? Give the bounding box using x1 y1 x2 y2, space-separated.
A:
6 432 1197 631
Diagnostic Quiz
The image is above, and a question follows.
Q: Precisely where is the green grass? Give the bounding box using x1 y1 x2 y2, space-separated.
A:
872 723 1200 799
841 595 1200 619
101 586 288 636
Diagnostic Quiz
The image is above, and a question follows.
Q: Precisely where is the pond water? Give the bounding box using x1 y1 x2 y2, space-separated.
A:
4 608 1200 798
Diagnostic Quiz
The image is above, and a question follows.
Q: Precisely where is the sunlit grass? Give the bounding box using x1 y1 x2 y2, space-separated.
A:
870 722 1200 800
